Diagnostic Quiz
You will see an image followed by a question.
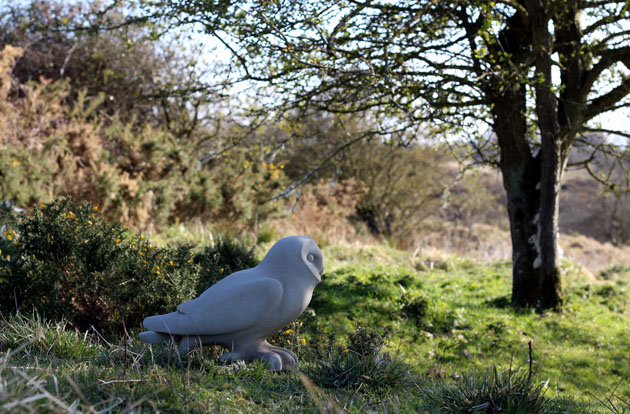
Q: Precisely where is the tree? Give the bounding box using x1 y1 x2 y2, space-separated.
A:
132 0 630 310
0 0 221 141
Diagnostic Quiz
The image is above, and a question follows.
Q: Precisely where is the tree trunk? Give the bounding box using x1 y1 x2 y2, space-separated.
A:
538 137 564 309
490 72 551 308
500 140 564 310
491 79 564 310
528 0 565 310
502 154 543 308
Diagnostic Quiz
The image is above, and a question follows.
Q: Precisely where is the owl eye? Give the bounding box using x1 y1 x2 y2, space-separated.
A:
307 253 315 263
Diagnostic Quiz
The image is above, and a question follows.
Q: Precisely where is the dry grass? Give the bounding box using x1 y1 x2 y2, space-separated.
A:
269 190 629 275
269 179 377 248
561 233 630 274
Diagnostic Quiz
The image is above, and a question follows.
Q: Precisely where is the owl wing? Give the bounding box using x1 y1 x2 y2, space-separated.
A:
143 276 283 336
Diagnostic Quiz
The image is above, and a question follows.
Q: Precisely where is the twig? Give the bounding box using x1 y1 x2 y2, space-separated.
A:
526 340 533 388
269 131 367 202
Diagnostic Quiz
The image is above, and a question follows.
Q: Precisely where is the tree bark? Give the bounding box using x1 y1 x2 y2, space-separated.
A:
538 137 564 309
529 0 565 309
503 154 544 308
492 88 546 308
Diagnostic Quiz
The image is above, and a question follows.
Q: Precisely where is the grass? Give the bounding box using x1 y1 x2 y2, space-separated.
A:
1 242 629 412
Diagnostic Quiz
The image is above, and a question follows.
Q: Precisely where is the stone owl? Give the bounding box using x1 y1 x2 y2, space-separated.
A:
139 235 323 371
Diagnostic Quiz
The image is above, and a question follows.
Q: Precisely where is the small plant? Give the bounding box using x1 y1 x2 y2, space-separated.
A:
403 296 459 334
418 365 549 413
305 325 408 390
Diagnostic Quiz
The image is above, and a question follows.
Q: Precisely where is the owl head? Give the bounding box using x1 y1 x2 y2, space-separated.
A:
260 236 324 284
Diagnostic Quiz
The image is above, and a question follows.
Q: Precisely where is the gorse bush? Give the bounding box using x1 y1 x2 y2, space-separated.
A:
0 45 287 231
194 236 258 293
0 198 259 334
0 198 199 333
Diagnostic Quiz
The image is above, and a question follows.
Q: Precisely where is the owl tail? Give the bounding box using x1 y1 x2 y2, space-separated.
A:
139 330 176 344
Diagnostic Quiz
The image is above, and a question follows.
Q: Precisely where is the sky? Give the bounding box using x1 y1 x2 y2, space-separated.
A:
3 0 628 145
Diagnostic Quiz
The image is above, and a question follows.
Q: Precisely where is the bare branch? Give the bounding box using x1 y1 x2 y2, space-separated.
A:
585 76 630 120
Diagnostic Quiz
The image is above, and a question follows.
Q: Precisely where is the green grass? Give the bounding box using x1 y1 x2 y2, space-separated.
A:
1 242 629 412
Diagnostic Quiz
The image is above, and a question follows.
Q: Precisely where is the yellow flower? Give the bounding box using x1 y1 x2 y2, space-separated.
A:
139 252 143 256
115 238 120 243
284 329 293 335
279 164 284 169
143 260 148 264
385 340 389 345
301 338 306 345
40 203 46 209
93 206 98 212
12 159 19 167
169 260 174 266
344 349 349 353
87 220 93 225
140 235 144 239
6 234 12 241
220 268 224 274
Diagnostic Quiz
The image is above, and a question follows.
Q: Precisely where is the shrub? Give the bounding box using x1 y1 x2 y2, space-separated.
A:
339 142 449 244
270 178 365 247
0 45 287 231
0 198 199 333
194 235 258 293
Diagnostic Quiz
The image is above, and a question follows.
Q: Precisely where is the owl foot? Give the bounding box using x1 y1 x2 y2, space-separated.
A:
178 336 202 356
216 351 237 365
264 343 298 369
217 341 298 371
250 341 298 371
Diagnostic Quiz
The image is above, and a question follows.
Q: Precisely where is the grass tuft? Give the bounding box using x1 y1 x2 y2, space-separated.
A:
305 326 410 390
418 365 549 413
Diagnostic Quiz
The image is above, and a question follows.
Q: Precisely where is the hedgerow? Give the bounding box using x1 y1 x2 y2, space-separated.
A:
0 198 257 335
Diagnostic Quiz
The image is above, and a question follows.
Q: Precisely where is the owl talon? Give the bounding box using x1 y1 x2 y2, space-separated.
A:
252 351 283 371
219 351 241 365
178 336 202 356
266 345 298 369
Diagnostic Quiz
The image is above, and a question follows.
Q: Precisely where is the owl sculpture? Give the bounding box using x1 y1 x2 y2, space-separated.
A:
139 236 323 371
